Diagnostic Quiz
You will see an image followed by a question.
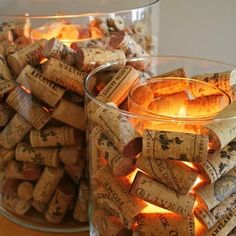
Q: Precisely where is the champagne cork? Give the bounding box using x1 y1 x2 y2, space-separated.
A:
192 70 236 92
42 57 86 96
16 64 65 107
0 148 14 167
196 166 236 210
58 146 81 165
92 126 135 176
7 39 47 75
16 142 60 167
32 200 47 213
5 160 25 180
91 207 132 236
135 213 195 236
130 171 195 216
96 66 140 105
30 126 76 147
15 199 32 215
200 139 236 183
73 181 89 222
95 102 142 158
137 155 198 195
206 206 236 236
33 166 64 203
142 129 208 163
22 162 41 181
45 178 75 223
17 181 34 201
109 31 149 57
195 191 236 229
42 37 75 59
94 167 145 229
75 47 126 72
52 99 85 130
6 87 51 130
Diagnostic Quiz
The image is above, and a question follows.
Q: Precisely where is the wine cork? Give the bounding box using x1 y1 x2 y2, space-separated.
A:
200 139 236 183
30 126 76 147
7 39 47 75
73 181 89 222
130 171 195 216
0 148 14 167
0 178 21 195
206 206 236 236
58 146 81 165
75 47 126 72
6 87 51 130
96 66 140 105
2 194 19 212
42 37 75 59
135 213 195 236
192 70 236 92
45 178 75 223
22 162 41 181
92 126 135 176
0 104 13 127
195 191 236 229
16 64 65 107
137 155 198 195
156 67 187 78
0 30 13 42
94 167 145 229
64 158 85 184
17 181 34 201
16 142 60 167
0 53 13 81
186 94 229 117
196 166 236 210
142 129 208 163
32 200 47 213
52 99 85 130
91 207 132 236
15 199 32 215
107 15 125 31
33 166 64 203
229 227 236 236
42 57 86 96
95 102 142 158
5 160 25 180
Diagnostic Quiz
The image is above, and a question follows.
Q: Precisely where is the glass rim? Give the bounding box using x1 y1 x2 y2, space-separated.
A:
0 0 159 19
84 55 236 123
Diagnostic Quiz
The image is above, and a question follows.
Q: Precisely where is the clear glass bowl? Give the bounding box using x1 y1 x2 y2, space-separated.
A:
85 56 236 236
0 0 160 233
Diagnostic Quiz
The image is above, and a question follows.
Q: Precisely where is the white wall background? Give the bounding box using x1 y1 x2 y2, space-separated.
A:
159 0 236 65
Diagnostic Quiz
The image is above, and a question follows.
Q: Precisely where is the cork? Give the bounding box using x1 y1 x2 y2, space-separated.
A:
58 146 80 165
192 70 236 92
96 66 140 106
75 47 126 72
95 102 142 158
22 162 41 181
52 99 85 130
0 104 13 127
137 155 198 194
94 167 145 229
92 207 132 236
206 206 236 236
0 53 14 81
42 57 86 96
7 39 47 75
229 227 236 236
15 142 60 167
135 213 195 236
6 87 51 130
195 191 236 229
0 30 13 42
15 199 32 215
0 148 14 167
200 139 236 183
42 37 75 59
33 166 64 203
30 126 76 147
156 67 187 78
142 129 208 163
196 166 236 210
16 64 65 107
2 194 19 212
31 200 47 213
107 15 125 31
0 178 21 195
17 181 34 201
5 160 25 180
130 171 195 216
92 126 135 176
0 79 17 97
73 180 89 222
45 178 75 223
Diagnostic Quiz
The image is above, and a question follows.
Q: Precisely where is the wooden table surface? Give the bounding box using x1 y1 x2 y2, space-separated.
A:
0 215 89 236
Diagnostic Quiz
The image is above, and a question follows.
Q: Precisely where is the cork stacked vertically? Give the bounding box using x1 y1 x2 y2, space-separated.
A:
85 56 236 236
